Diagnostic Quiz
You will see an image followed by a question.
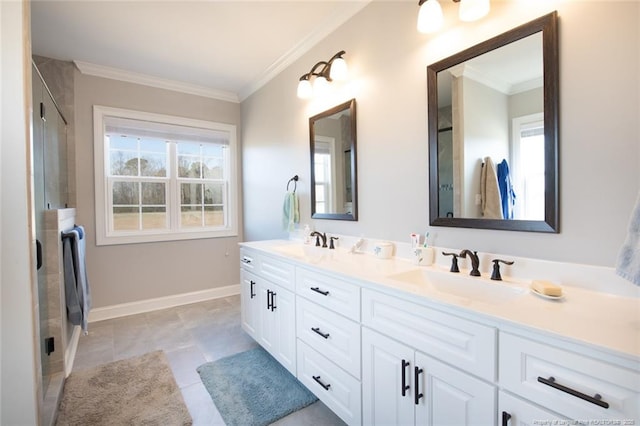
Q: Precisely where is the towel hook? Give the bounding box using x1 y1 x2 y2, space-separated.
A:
287 175 299 193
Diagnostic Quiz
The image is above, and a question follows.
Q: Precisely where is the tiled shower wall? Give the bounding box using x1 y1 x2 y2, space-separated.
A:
41 208 77 426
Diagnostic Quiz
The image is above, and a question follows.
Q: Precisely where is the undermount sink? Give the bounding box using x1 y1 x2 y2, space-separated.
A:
386 268 527 304
271 244 328 262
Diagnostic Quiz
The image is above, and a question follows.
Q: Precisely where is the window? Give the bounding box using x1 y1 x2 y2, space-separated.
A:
94 106 238 245
511 113 545 220
313 136 336 214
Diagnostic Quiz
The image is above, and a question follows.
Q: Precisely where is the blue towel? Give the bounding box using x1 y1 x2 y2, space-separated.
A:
497 159 516 220
282 192 299 232
62 225 91 333
616 193 640 286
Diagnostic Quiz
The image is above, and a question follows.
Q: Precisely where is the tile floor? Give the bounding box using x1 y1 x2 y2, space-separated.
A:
70 295 346 426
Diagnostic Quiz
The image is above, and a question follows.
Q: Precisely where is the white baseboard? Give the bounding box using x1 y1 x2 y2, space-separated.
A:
65 325 81 377
88 284 241 323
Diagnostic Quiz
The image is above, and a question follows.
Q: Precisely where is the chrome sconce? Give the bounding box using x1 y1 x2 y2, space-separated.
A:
297 50 348 99
417 0 490 33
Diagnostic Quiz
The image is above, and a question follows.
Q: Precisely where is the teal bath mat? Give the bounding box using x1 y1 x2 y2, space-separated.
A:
197 347 318 426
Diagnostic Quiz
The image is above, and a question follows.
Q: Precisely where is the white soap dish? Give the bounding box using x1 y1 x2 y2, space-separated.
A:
530 288 565 301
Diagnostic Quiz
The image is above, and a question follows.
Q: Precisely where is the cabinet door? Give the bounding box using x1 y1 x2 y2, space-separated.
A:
499 391 565 426
362 328 415 426
415 352 495 426
240 269 259 339
258 282 276 354
257 281 296 375
271 284 296 375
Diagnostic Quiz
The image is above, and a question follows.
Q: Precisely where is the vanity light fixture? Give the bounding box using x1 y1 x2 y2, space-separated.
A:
417 0 490 34
297 50 348 99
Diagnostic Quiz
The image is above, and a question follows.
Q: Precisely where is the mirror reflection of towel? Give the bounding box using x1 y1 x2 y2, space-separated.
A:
282 192 299 232
616 193 640 286
481 157 504 219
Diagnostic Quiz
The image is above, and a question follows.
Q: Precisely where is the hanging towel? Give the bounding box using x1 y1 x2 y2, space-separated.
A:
62 225 91 334
497 159 516 219
282 191 299 232
480 157 504 219
616 192 640 286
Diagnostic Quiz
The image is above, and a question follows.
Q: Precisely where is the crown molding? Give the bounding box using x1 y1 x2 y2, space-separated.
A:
238 1 371 101
74 60 240 103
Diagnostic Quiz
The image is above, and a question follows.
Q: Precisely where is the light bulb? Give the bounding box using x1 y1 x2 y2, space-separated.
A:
313 76 329 96
297 79 312 99
458 0 490 22
329 57 348 81
417 0 444 34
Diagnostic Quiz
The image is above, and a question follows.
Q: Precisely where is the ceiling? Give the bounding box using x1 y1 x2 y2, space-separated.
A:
30 0 371 102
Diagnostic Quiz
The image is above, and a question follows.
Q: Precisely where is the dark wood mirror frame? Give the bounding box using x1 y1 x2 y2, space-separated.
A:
427 11 559 232
310 98 358 221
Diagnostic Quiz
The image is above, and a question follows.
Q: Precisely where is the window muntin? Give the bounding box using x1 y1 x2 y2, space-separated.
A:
94 106 237 245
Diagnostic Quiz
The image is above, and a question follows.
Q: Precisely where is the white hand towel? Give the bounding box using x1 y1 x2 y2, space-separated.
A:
616 192 640 286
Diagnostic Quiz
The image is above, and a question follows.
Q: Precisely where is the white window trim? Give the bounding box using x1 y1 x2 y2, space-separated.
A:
93 105 238 246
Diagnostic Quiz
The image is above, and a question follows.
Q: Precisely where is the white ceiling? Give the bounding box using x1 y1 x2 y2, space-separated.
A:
30 0 371 102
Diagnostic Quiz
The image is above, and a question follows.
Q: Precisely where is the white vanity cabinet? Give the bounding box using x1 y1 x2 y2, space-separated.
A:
361 289 496 426
240 248 296 375
294 267 362 425
499 332 640 422
239 241 639 426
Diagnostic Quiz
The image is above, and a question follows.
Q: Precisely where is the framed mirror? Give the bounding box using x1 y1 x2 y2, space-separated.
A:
310 98 358 221
428 12 558 232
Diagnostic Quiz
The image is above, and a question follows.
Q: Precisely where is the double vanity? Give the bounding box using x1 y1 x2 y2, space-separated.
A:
239 239 639 425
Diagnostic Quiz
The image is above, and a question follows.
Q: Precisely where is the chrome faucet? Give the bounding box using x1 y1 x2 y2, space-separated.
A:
459 249 481 276
310 231 327 248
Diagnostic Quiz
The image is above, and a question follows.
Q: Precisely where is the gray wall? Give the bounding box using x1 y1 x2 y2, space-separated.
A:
241 1 640 267
74 73 243 308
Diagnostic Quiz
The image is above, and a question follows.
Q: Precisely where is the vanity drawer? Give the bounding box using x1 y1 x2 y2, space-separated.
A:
500 332 640 420
240 248 257 272
296 296 360 378
362 288 496 382
296 267 360 321
297 340 361 426
258 253 295 291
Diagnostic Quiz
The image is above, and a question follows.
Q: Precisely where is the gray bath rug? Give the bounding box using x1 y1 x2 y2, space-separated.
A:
197 346 318 426
56 350 192 425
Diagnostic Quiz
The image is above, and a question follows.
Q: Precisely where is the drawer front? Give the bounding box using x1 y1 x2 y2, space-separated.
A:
296 297 360 378
296 267 360 321
240 248 257 272
499 391 566 425
362 288 496 382
500 332 640 420
259 254 295 291
297 340 361 426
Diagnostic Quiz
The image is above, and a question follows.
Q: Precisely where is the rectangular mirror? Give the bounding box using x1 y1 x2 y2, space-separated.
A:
310 99 358 221
428 12 559 232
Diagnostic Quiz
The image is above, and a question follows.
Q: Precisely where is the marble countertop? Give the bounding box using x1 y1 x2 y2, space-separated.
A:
240 239 640 363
